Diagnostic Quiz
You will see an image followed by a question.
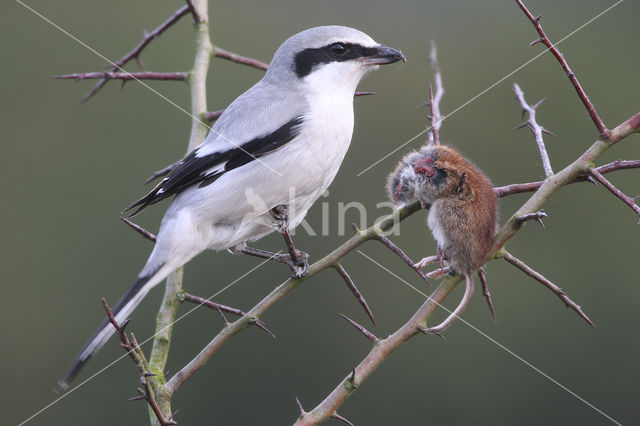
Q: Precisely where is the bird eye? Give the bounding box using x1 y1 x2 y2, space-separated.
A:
330 43 347 55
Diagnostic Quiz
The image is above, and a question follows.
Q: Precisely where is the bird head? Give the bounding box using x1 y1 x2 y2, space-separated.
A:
265 26 405 96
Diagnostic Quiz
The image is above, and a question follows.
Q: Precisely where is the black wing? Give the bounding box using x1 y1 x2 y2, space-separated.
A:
123 117 303 217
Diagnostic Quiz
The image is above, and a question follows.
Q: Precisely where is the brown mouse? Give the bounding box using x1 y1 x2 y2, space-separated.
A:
387 144 498 333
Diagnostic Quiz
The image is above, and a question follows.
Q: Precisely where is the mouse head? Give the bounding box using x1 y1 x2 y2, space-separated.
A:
386 151 422 205
411 145 468 202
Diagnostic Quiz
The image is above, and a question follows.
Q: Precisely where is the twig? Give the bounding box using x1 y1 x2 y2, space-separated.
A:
426 40 443 145
164 201 422 394
516 0 609 138
513 83 554 177
335 264 376 326
372 234 430 284
120 217 157 242
214 47 269 70
514 210 547 229
101 300 175 425
588 168 640 223
147 1 213 422
79 5 190 102
293 275 463 426
494 159 640 197
54 72 188 81
181 292 275 337
185 0 202 23
290 71 640 426
338 313 378 343
202 110 225 123
502 251 594 327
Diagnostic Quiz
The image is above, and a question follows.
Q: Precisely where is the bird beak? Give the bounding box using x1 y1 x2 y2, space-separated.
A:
361 45 406 65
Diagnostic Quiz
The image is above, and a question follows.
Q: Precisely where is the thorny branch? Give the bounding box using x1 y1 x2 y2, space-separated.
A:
53 72 188 82
515 0 609 138
294 1 640 423
588 168 640 224
101 299 176 425
80 5 191 102
502 252 595 327
513 83 554 177
180 292 276 337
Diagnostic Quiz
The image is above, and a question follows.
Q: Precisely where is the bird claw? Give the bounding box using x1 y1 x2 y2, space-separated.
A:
272 250 309 278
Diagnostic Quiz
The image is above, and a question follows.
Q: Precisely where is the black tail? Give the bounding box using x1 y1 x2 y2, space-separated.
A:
57 273 154 390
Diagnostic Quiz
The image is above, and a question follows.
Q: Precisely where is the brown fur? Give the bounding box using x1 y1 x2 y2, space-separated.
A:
389 144 498 275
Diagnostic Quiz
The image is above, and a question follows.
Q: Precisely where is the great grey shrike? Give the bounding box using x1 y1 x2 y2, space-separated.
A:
59 25 405 389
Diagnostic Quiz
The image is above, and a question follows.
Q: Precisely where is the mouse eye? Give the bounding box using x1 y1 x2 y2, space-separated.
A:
330 43 347 56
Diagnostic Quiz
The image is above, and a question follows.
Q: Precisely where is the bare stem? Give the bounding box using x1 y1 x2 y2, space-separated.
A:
164 201 422 394
79 5 190 102
214 47 269 70
120 217 157 242
502 251 594 327
53 72 187 81
148 0 213 423
516 0 609 137
494 158 640 197
294 275 463 425
588 168 640 223
513 83 554 177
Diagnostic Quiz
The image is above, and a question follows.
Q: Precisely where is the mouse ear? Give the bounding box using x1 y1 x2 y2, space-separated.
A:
455 171 467 194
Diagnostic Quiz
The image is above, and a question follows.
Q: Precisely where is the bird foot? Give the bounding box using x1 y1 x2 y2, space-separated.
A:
286 250 310 278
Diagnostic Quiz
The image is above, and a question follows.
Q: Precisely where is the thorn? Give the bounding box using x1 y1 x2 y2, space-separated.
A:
335 264 376 326
127 395 145 401
586 175 597 186
418 326 446 338
349 368 357 384
478 268 496 322
295 396 305 417
514 121 529 131
338 313 378 343
120 80 127 90
374 234 431 285
354 91 376 97
137 387 146 396
515 210 547 227
143 372 156 377
541 127 556 136
534 15 542 24
120 318 131 332
532 97 546 109
135 55 145 71
351 223 361 233
168 408 181 421
216 306 229 325
119 216 157 242
332 412 355 426
529 38 544 47
249 318 276 338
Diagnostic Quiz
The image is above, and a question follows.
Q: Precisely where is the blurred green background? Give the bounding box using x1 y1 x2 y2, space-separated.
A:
3 0 639 424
